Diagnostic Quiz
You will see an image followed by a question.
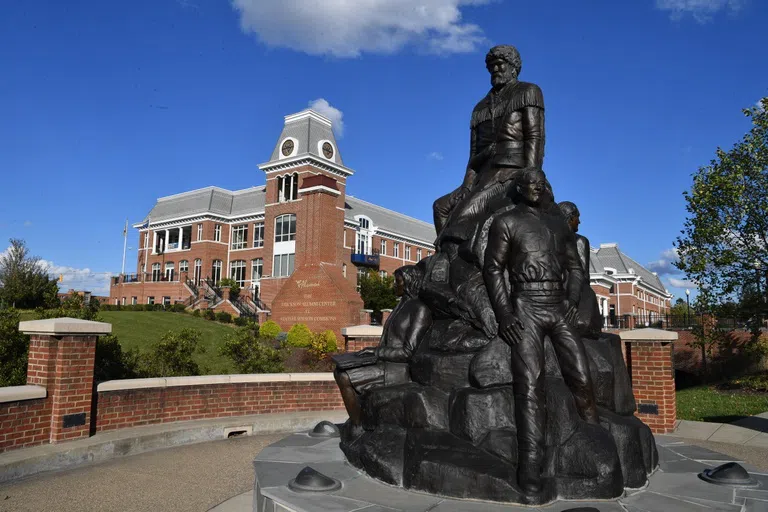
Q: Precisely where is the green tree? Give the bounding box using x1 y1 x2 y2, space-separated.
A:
0 239 60 309
140 328 205 377
358 269 398 317
94 334 141 383
675 98 768 310
0 309 29 386
220 323 285 374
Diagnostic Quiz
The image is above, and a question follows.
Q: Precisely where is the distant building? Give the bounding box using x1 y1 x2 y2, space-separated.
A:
109 109 670 335
590 243 673 327
58 289 109 305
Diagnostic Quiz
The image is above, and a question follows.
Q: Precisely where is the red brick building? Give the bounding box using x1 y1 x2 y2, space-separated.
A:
589 243 673 328
110 109 436 334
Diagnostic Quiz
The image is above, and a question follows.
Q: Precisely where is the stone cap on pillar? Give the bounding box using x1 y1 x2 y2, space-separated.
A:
18 317 112 336
341 325 383 337
619 328 678 341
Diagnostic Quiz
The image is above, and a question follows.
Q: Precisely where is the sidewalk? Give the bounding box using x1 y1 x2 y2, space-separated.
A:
673 412 768 447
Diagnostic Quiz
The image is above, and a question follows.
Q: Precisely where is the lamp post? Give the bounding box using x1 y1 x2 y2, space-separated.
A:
685 289 691 328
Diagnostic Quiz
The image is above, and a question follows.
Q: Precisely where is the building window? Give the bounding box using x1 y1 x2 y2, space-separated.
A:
405 246 411 261
356 219 371 255
252 258 263 281
417 248 422 260
357 267 367 292
394 243 400 258
342 263 347 278
277 173 299 202
214 224 221 242
275 214 297 242
179 260 189 274
147 296 155 305
379 270 387 279
380 239 386 255
121 297 126 306
193 259 202 285
197 224 203 241
273 253 295 277
253 222 264 248
165 262 175 281
230 260 246 287
131 297 137 305
232 224 248 250
143 233 148 248
211 260 222 285
163 297 171 306
427 250 432 257
152 263 161 282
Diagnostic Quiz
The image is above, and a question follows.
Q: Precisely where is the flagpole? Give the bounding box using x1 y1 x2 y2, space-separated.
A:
121 219 128 275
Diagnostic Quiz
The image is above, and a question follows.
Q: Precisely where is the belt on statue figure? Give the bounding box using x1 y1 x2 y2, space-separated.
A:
511 281 563 291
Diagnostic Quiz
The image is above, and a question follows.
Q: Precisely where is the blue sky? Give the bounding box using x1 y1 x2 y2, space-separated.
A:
1 0 766 297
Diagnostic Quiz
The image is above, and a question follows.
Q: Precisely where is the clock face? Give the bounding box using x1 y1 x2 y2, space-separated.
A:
281 139 294 157
322 142 334 159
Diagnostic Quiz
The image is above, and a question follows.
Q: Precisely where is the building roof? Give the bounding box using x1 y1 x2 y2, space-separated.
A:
267 110 344 166
345 196 437 245
593 243 668 294
138 186 266 224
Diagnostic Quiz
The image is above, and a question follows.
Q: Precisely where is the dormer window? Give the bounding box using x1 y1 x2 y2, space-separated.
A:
280 137 298 159
278 173 299 202
317 140 336 162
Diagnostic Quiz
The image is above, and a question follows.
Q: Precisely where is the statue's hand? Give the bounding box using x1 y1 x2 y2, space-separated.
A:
498 315 525 346
564 300 579 327
357 347 377 357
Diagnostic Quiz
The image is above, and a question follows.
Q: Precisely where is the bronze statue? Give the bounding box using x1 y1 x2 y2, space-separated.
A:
484 169 599 494
336 45 659 506
558 201 604 338
333 265 431 425
433 44 548 246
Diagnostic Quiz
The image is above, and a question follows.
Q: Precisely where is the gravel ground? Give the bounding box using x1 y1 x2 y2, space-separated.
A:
0 434 285 512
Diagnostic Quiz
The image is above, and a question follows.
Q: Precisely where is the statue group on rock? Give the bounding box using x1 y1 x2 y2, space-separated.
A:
334 44 657 506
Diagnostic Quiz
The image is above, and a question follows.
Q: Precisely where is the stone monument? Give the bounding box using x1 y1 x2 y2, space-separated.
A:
333 44 657 506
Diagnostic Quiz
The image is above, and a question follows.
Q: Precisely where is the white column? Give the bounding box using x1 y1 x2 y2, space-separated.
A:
178 227 183 250
152 231 158 254
165 229 169 252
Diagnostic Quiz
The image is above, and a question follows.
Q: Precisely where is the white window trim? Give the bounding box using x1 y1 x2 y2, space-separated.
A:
278 137 299 160
317 139 337 163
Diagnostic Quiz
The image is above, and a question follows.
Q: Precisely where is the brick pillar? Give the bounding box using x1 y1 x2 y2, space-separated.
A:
620 328 677 434
19 318 112 443
381 309 393 325
360 309 373 325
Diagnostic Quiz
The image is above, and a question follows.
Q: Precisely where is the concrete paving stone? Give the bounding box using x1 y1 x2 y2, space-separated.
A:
208 489 254 511
266 433 332 449
352 506 403 512
669 444 743 462
330 471 443 512
656 446 685 463
262 486 371 512
658 457 709 473
708 424 763 444
539 500 626 511
746 498 768 511
641 471 735 503
674 420 724 440
620 491 739 511
427 499 529 512
653 435 687 447
733 417 768 434
255 460 362 489
737 489 768 502
255 439 344 463
747 433 768 448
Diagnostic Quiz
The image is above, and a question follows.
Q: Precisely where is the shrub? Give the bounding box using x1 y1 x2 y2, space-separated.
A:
220 325 285 374
171 303 187 313
320 330 338 352
140 328 205 377
260 320 281 340
286 323 312 348
203 309 216 321
307 330 338 368
192 309 201 317
94 334 141 382
0 309 29 387
234 316 249 326
216 311 233 324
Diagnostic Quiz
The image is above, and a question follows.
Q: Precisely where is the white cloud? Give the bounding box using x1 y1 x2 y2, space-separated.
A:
647 248 680 276
40 260 111 296
309 98 345 137
655 0 746 23
428 152 444 160
668 277 699 289
231 0 491 58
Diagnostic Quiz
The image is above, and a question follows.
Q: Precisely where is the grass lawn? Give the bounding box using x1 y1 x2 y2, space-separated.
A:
98 311 237 375
676 385 768 423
